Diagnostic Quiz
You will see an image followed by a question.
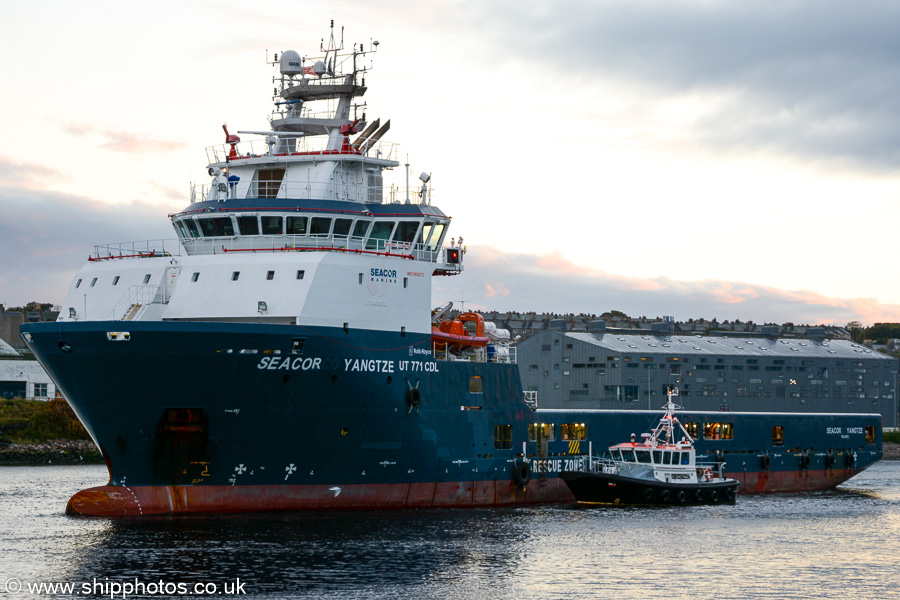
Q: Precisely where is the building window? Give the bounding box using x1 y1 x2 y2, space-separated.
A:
494 425 512 450
33 383 48 398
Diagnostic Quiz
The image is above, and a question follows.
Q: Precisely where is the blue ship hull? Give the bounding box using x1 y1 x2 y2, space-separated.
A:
20 321 883 515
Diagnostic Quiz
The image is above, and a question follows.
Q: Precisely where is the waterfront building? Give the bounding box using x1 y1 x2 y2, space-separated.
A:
517 329 899 428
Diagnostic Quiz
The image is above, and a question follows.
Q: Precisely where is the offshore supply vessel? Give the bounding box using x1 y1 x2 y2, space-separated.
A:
21 24 882 515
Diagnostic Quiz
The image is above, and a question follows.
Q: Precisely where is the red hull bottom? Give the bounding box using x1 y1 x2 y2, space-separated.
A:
730 467 865 494
66 479 574 516
66 467 866 516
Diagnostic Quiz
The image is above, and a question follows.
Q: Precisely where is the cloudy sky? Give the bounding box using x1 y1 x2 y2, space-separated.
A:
1 0 899 325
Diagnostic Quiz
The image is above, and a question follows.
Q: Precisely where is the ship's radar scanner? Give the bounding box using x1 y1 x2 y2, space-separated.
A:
279 50 303 77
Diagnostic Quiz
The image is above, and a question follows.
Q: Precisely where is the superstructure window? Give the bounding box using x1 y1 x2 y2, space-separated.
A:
257 168 285 199
772 426 784 446
469 376 483 393
703 422 734 441
420 222 445 251
90 278 97 287
191 272 199 282
494 425 512 450
238 216 260 236
366 221 395 250
112 276 120 286
528 423 556 442
198 217 235 237
296 270 305 280
75 279 82 288
183 219 201 238
143 274 151 284
232 271 240 281
333 218 353 238
351 219 371 240
393 221 420 244
266 271 275 280
310 217 332 237
286 216 307 235
261 216 283 235
561 423 587 440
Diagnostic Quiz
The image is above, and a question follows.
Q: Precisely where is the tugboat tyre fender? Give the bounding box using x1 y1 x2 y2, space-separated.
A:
512 461 531 488
724 487 736 502
760 454 771 470
406 387 421 407
659 489 671 503
643 488 654 502
677 490 687 504
694 489 704 503
709 490 720 504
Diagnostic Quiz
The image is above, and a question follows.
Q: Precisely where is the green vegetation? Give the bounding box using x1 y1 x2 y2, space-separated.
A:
884 431 900 444
4 301 56 313
0 398 90 444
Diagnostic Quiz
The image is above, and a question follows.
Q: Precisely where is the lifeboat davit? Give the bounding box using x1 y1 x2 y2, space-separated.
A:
431 312 490 351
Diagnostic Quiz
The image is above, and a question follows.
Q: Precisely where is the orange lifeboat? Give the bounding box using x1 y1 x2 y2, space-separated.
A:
431 312 490 351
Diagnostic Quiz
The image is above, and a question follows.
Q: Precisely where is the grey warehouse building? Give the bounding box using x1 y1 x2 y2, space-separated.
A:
517 330 899 428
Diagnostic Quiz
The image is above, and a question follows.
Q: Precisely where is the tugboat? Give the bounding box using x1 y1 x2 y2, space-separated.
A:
560 390 740 506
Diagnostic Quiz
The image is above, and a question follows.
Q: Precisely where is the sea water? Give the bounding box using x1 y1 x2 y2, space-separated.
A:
1 462 898 599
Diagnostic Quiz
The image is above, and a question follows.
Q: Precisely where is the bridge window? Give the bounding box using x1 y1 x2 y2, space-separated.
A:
366 221 395 250
198 217 235 237
393 221 420 244
333 218 353 238
310 217 332 237
183 219 201 238
494 425 512 450
286 216 307 235
261 216 283 235
635 450 651 464
238 216 260 235
174 220 188 239
421 222 446 251
352 219 371 240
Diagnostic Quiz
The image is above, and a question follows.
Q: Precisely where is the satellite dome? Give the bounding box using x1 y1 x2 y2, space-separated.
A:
279 50 303 77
